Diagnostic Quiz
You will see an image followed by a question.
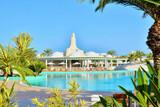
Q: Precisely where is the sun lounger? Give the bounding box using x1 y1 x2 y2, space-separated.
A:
91 94 103 105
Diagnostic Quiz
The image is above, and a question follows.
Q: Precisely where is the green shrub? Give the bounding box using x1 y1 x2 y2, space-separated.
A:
32 80 86 107
118 61 160 107
0 80 17 107
29 60 45 75
91 96 115 107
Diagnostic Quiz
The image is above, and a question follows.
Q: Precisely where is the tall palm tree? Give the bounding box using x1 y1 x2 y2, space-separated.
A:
0 33 44 106
43 48 53 57
128 50 145 62
128 52 137 62
0 33 42 81
91 0 160 72
13 32 37 66
107 50 116 56
135 50 145 61
146 52 153 60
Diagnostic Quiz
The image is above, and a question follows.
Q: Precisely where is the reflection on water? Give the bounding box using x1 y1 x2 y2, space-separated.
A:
29 71 135 92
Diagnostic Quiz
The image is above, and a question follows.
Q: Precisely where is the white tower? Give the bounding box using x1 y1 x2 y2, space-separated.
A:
65 33 78 56
69 33 77 50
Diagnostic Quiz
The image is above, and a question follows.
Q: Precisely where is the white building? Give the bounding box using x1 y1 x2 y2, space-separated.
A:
39 33 128 71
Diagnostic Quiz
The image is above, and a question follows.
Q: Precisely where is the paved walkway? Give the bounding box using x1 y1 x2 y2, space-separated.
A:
13 90 115 107
1 81 115 107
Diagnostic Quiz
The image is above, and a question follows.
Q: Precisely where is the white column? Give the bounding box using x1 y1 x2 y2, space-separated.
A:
117 59 119 66
84 60 85 70
87 59 89 69
110 60 113 68
126 59 128 63
45 59 48 69
101 60 103 67
105 59 107 68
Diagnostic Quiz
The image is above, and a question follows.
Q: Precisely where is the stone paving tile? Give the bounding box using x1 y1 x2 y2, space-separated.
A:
12 91 115 107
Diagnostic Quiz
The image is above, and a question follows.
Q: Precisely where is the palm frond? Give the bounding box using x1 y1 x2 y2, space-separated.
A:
144 0 160 6
93 0 160 20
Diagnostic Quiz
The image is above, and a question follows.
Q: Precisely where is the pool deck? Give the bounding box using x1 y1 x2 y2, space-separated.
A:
0 81 116 107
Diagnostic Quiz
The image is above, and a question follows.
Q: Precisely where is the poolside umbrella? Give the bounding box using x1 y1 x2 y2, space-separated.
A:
73 62 81 65
59 62 66 65
47 62 55 65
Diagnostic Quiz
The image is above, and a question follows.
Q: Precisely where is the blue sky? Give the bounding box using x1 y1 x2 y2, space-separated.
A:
0 0 154 55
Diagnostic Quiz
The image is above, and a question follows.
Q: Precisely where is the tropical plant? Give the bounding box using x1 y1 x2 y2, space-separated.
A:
11 33 38 81
135 50 145 61
91 96 115 107
146 52 153 61
32 80 86 107
118 61 160 107
0 44 34 81
42 48 53 57
128 50 145 62
0 81 17 107
107 50 116 56
89 0 160 88
0 45 16 79
32 88 64 107
29 60 45 75
13 32 37 67
93 62 160 107
0 32 45 107
40 52 46 58
128 52 137 62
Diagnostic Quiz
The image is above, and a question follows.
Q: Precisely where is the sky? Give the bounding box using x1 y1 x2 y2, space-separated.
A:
0 0 154 55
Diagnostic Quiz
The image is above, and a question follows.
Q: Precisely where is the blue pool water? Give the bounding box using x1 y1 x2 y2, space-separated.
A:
32 70 135 92
0 70 135 92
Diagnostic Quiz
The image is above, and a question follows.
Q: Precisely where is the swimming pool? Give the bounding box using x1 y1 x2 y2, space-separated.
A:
0 70 135 92
32 70 135 92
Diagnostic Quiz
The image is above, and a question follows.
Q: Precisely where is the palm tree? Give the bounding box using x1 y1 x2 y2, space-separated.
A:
107 50 116 56
128 50 145 62
0 44 34 81
13 32 37 67
43 48 53 57
29 60 45 75
40 52 46 57
91 0 160 72
0 45 15 79
0 33 44 81
128 52 137 62
146 52 153 60
135 50 145 62
0 33 45 106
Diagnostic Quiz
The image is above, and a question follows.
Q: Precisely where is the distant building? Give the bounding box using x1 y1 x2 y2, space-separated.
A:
38 33 128 71
65 33 85 57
